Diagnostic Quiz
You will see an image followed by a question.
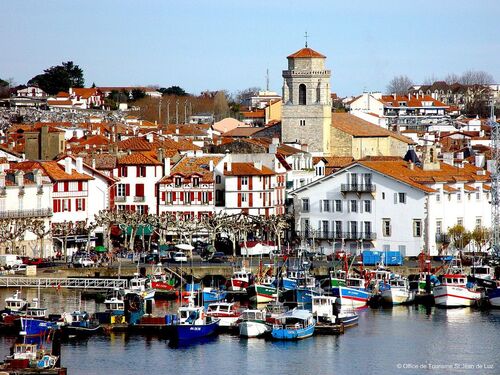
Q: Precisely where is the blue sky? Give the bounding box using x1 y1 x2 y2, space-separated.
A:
2 0 499 96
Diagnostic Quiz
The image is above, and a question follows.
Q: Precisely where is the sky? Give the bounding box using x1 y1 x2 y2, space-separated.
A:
2 0 499 97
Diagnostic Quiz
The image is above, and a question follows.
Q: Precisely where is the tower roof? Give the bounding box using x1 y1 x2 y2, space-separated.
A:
287 47 326 59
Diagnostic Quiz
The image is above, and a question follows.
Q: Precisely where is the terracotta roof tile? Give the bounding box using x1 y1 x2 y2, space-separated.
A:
117 152 161 166
222 127 263 137
463 184 477 192
159 156 222 184
443 185 458 193
224 162 275 176
287 47 326 58
11 161 93 182
483 184 491 191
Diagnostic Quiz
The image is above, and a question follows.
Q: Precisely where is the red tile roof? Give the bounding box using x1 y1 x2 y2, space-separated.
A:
224 162 275 176
159 156 222 184
117 152 161 166
287 47 326 59
11 161 93 182
380 95 448 108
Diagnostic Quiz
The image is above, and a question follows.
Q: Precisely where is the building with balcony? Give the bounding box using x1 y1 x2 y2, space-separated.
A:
291 148 491 257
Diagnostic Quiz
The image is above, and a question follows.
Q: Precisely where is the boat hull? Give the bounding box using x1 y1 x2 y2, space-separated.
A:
62 325 101 337
202 290 227 304
20 318 54 338
433 285 483 307
231 280 249 292
247 284 276 304
296 288 321 306
488 288 500 308
338 313 359 327
271 322 315 340
173 320 219 340
151 281 175 291
331 287 370 308
239 321 271 338
381 288 416 305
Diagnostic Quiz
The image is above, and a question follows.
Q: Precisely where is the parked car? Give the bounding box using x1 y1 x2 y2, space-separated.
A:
209 252 227 263
140 253 159 264
173 252 188 263
73 257 95 268
26 258 45 266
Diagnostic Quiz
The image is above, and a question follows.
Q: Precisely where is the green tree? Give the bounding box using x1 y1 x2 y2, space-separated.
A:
0 78 8 87
131 89 146 101
28 61 84 95
448 224 472 251
159 86 187 96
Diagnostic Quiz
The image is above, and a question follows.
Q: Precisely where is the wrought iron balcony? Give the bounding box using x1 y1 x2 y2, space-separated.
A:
0 208 53 219
301 231 377 241
133 196 146 202
340 184 376 193
115 196 126 202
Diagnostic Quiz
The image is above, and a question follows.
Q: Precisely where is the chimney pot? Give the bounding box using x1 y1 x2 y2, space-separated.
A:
164 157 171 176
64 157 72 174
76 157 84 173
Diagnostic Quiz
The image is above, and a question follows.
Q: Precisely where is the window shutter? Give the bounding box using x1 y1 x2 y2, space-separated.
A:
64 182 69 192
162 192 166 202
78 181 83 191
117 167 121 177
144 205 149 214
249 177 253 190
249 193 253 207
198 192 202 201
125 184 130 196
347 201 350 213
54 183 58 192
180 192 184 201
237 193 242 207
136 166 140 177
191 192 195 201
237 177 242 190
124 167 127 177
68 199 71 211
82 199 86 211
173 192 177 202
53 200 57 212
208 192 212 202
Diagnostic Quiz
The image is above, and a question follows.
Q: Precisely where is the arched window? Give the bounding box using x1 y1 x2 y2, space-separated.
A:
299 84 306 105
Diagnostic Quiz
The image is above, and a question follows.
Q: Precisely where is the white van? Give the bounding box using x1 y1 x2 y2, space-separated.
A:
0 255 23 268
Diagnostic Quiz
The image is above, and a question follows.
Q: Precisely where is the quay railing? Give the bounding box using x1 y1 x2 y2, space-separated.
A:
0 277 128 289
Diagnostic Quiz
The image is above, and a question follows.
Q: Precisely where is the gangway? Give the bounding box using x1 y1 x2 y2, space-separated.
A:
0 277 128 290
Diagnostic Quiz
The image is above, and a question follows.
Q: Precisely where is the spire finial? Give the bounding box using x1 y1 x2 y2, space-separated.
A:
304 31 309 47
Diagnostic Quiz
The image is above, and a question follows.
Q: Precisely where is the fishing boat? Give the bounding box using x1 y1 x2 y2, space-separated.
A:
173 297 219 340
205 301 241 328
150 265 177 291
380 277 416 305
247 283 278 304
104 289 125 315
433 274 484 307
1 342 58 371
4 290 27 312
271 309 315 340
230 267 254 291
126 276 156 300
18 298 55 338
61 311 101 337
488 286 500 307
311 295 359 328
202 287 227 304
329 272 371 308
238 309 271 338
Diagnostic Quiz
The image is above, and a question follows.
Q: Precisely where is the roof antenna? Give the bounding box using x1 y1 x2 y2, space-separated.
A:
304 31 309 47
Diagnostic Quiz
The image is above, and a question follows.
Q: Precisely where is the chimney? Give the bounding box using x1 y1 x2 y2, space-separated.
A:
226 154 232 172
146 133 153 143
85 144 90 150
301 144 309 152
164 157 171 176
176 127 180 135
14 170 24 186
209 159 214 172
76 157 83 173
64 157 72 174
393 93 396 100
475 154 485 168
254 161 262 170
157 148 164 163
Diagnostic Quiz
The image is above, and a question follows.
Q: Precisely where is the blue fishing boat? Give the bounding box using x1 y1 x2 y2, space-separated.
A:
271 309 315 340
295 287 322 307
61 311 101 338
173 302 219 340
20 318 57 338
202 287 227 304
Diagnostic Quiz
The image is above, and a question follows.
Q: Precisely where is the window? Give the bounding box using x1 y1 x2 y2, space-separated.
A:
137 205 145 214
383 244 391 252
136 166 146 177
413 219 422 237
398 193 406 204
302 198 309 212
398 245 406 255
457 217 463 226
202 191 209 204
216 175 221 184
476 217 482 228
349 221 357 235
322 221 329 236
175 177 182 187
350 200 357 212
323 200 330 212
364 173 372 186
436 190 441 202
241 193 248 203
299 119 306 126
364 200 371 213
457 189 462 202
382 192 385 199
350 173 358 186
436 220 442 235
382 219 391 237
476 192 480 200
298 84 306 105
117 184 126 196
335 200 342 212
120 167 128 177
63 199 70 212
193 177 200 187
364 221 371 235
335 221 342 235
241 176 248 185
184 192 191 204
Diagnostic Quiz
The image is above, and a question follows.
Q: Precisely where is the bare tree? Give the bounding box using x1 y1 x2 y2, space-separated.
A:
94 209 119 251
0 218 32 255
386 75 413 95
261 214 290 254
460 70 494 86
52 221 74 262
29 219 52 258
444 73 461 84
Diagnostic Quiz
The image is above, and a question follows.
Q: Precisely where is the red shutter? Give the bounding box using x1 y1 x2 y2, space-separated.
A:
54 183 58 192
136 166 140 177
117 167 121 177
237 193 242 207
198 192 202 202
82 198 86 211
68 199 71 211
162 192 166 202
131 205 135 212
191 192 194 201
237 177 242 190
208 192 212 202
249 193 253 207
144 205 149 214
249 177 253 190
125 184 130 196
64 182 69 192
180 192 184 201
53 200 57 212
173 192 177 202
78 181 83 191
136 184 144 197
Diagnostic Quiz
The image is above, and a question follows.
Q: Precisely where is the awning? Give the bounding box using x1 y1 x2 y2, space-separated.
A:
119 224 153 236
94 246 107 253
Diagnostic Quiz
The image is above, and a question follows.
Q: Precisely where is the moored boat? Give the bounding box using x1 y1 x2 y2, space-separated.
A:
311 295 359 328
205 301 240 328
271 309 315 340
488 286 500 308
247 283 278 304
61 311 101 337
126 276 156 300
173 300 219 340
433 274 484 307
238 309 271 338
4 290 27 312
202 287 227 304
381 277 416 305
230 267 253 291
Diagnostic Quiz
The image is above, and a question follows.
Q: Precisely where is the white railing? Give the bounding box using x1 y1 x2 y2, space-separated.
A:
0 277 128 289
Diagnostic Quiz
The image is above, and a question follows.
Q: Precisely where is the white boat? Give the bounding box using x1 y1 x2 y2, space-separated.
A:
238 309 271 338
434 274 484 307
230 267 253 291
205 302 241 328
125 276 155 300
381 277 416 305
4 290 27 312
311 295 359 327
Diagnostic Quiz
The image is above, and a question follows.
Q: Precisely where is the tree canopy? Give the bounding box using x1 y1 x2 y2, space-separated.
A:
386 75 413 95
159 86 187 96
28 61 84 95
0 78 8 87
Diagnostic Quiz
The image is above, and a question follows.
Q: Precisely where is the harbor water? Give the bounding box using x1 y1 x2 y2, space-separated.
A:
0 289 498 374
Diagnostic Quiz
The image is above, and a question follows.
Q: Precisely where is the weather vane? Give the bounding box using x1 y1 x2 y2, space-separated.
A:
304 31 309 47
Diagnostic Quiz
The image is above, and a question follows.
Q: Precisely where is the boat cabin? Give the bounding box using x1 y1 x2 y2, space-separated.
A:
442 274 467 286
178 305 205 325
346 277 365 289
471 265 494 280
311 296 338 318
129 277 149 292
206 302 239 317
5 291 27 312
12 343 38 361
274 310 314 330
388 278 408 288
240 310 266 322
105 297 125 312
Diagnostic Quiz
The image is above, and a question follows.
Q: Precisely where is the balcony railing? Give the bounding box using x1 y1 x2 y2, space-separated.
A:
340 184 376 193
435 233 450 243
0 208 53 219
115 196 126 202
133 196 145 202
300 231 377 241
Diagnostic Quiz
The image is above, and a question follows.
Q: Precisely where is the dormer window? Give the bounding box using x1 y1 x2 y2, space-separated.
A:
174 177 182 187
193 177 200 187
